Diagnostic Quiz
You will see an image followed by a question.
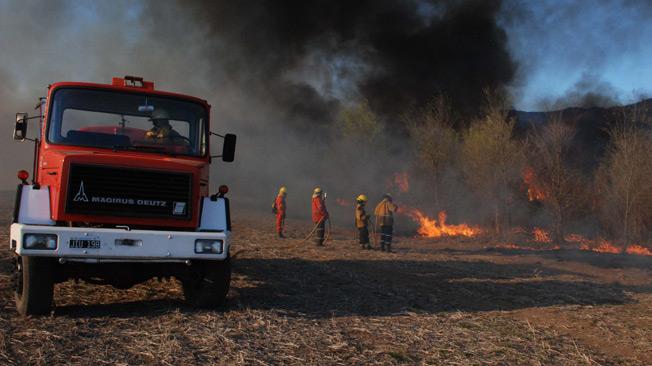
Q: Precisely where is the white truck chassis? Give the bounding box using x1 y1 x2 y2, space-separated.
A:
10 185 232 315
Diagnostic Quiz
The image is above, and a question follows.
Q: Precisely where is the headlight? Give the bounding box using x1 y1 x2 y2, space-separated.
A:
23 234 57 250
194 239 223 254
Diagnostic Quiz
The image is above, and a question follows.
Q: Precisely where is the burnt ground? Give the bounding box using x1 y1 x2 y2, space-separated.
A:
0 196 651 365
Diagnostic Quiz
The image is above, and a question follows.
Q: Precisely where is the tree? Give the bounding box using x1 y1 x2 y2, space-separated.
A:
461 89 524 235
333 99 386 193
337 99 382 144
405 94 458 211
596 103 652 244
526 113 585 244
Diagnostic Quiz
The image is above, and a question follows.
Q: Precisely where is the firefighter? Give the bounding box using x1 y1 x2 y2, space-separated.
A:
355 194 371 249
145 109 186 143
374 193 397 252
311 187 329 246
272 186 287 238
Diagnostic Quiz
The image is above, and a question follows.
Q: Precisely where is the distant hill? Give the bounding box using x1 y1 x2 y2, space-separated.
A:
511 98 652 170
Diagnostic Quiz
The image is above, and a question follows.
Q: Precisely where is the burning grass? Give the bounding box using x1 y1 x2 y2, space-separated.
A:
391 172 409 194
488 227 652 257
523 166 546 202
0 208 651 365
398 208 483 238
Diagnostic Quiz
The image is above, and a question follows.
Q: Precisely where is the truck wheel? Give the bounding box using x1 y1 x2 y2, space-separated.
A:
14 256 55 316
182 257 231 308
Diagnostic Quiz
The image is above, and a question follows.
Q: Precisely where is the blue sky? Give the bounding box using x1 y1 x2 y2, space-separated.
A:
501 0 652 110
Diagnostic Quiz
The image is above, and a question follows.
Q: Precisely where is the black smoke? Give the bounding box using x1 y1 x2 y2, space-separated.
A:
179 0 517 128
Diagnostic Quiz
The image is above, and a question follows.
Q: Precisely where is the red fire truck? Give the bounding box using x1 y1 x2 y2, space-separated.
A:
10 76 236 315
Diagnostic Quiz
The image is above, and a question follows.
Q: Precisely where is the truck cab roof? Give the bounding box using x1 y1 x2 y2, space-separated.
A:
49 76 210 108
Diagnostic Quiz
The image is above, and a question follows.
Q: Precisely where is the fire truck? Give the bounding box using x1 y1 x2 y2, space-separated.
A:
10 76 236 315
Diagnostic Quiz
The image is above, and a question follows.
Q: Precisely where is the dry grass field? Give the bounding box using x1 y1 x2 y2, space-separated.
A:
0 194 650 365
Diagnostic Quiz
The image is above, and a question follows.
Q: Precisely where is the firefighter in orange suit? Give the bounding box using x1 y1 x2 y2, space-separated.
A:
374 193 397 252
272 186 287 238
311 187 329 246
355 195 371 249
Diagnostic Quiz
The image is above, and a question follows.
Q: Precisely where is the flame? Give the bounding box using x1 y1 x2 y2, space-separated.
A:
398 207 482 238
625 244 652 256
591 239 621 254
494 242 561 251
336 198 351 207
523 167 546 202
492 231 652 257
494 242 521 250
393 172 409 193
533 227 552 243
565 233 592 247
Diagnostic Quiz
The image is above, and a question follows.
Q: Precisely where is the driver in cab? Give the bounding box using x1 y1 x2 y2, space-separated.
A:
145 109 187 144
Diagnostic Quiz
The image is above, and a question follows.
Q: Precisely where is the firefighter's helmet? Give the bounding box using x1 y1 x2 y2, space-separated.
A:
150 109 171 128
279 186 287 195
313 187 322 195
150 108 170 121
356 194 367 203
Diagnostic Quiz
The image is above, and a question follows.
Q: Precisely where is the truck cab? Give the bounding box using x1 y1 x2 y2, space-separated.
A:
10 76 236 315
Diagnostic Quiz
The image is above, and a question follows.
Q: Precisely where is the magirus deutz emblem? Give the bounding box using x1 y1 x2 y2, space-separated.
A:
73 181 89 202
71 180 174 209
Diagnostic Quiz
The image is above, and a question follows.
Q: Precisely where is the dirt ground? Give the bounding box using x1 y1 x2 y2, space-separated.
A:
0 197 651 365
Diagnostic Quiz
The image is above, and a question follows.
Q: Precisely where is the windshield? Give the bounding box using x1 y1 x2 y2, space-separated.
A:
47 88 207 157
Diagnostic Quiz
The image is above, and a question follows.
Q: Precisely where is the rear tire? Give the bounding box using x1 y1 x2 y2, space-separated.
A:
182 256 231 308
14 256 55 316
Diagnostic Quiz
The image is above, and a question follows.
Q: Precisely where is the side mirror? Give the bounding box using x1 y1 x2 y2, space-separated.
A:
222 133 236 162
14 113 28 141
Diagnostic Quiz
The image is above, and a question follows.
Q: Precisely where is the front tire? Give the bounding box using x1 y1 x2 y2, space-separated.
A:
182 257 231 308
14 256 55 316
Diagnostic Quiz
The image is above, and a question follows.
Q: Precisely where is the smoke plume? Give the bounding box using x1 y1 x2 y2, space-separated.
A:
178 0 516 128
0 0 518 223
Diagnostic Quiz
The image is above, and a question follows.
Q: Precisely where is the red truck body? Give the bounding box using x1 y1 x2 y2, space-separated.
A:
37 79 211 229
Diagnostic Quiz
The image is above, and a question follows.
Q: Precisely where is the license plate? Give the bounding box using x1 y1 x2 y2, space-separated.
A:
69 239 101 249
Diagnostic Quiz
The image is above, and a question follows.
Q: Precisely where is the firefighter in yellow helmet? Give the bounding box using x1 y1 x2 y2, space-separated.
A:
272 186 287 238
355 194 371 249
374 193 397 252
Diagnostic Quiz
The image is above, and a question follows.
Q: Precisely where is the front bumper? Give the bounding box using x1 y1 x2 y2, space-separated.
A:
10 223 229 262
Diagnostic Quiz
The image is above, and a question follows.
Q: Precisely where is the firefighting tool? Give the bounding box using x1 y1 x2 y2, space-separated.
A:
300 217 325 243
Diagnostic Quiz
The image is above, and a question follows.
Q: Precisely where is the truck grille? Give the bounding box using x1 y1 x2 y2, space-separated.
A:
65 164 192 219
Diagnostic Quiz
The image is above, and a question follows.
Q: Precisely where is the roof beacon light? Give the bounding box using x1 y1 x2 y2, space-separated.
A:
112 76 154 90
